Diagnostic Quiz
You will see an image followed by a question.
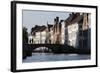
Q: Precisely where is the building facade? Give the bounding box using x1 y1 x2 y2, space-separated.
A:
28 13 91 50
28 25 47 44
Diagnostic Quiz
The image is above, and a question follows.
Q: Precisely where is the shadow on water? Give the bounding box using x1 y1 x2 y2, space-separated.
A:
23 52 91 63
23 44 91 61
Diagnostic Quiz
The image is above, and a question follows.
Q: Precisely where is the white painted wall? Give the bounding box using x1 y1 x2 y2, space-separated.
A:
61 21 65 44
41 31 47 44
67 23 79 47
35 32 41 44
33 31 47 44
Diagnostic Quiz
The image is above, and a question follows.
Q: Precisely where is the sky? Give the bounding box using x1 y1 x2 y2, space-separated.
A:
22 10 70 33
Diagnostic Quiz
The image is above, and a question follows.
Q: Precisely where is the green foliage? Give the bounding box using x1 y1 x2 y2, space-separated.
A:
23 27 28 43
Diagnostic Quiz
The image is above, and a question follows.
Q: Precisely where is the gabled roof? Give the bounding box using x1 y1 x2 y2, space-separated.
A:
65 13 83 27
39 26 47 31
31 25 47 35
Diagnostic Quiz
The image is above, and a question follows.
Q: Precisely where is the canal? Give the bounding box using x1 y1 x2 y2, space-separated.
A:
23 53 90 63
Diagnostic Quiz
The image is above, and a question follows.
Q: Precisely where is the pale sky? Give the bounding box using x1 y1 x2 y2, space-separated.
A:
22 10 70 33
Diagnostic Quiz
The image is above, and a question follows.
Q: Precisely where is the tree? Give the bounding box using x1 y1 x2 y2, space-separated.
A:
23 27 28 44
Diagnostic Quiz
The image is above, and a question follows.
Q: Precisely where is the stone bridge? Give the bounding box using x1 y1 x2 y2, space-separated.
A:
23 44 77 59
23 44 90 59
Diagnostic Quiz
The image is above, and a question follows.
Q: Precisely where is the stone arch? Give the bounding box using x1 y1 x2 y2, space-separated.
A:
33 46 52 52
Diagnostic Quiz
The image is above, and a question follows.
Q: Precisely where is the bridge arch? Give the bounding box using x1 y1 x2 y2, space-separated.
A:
33 46 52 52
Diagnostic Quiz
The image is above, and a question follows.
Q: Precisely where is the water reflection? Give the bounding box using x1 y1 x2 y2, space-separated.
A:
23 53 90 63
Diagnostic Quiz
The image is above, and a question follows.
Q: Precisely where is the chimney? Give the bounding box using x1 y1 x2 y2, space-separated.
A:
72 12 74 15
54 18 56 24
69 14 72 17
56 17 59 24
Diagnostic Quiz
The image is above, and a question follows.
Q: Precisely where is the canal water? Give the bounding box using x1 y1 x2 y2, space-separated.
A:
23 53 91 63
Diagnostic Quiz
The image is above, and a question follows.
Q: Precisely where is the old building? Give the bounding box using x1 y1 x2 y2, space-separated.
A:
29 25 47 44
78 13 91 50
64 13 80 48
45 23 53 44
63 13 91 49
50 17 62 44
29 13 91 50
